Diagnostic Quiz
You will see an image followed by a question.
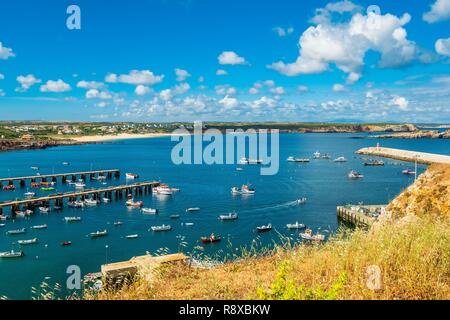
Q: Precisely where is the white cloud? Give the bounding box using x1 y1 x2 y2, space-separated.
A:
0 89 5 97
311 0 362 24
219 95 238 108
249 87 259 95
216 69 228 76
273 26 294 37
333 84 347 92
105 70 164 85
0 74 4 80
175 68 191 81
218 51 247 65
423 0 450 23
269 6 418 78
16 74 41 92
40 80 71 93
270 86 286 95
346 72 361 84
435 38 450 56
391 96 409 110
95 101 108 108
159 83 191 101
264 80 275 87
86 89 112 99
297 85 309 93
215 85 236 95
77 80 105 89
0 42 14 60
135 85 151 96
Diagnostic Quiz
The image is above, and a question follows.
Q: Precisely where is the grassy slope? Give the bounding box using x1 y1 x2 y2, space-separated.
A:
90 165 450 300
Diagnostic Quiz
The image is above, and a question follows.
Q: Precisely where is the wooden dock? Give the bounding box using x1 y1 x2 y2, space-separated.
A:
0 169 120 188
337 205 385 228
356 147 450 165
0 181 160 215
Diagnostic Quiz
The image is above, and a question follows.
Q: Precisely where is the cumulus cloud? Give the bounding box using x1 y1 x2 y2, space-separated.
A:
215 84 236 95
175 68 191 81
219 95 238 108
269 5 418 79
16 74 41 92
333 84 347 92
423 0 450 23
76 80 105 89
311 0 361 24
40 80 71 93
391 96 409 110
435 38 450 56
105 70 164 85
270 86 286 95
159 83 191 101
218 51 247 65
216 69 228 76
86 89 112 99
135 85 151 96
346 72 361 84
273 26 294 37
0 42 15 60
297 85 309 93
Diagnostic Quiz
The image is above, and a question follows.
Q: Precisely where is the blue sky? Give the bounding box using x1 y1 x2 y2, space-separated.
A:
1 0 450 122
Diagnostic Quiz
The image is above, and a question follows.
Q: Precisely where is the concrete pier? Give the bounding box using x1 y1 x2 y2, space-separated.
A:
356 147 450 165
337 205 386 227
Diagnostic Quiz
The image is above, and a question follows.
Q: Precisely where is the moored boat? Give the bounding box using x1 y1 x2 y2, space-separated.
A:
31 224 47 230
348 170 364 179
219 212 238 221
39 207 50 213
18 238 38 245
333 156 347 163
141 208 158 214
170 215 180 219
7 228 26 235
64 216 82 222
200 234 222 244
364 160 385 166
126 199 144 207
126 234 139 239
150 224 172 232
126 173 139 180
154 184 173 195
24 192 36 198
3 185 16 191
402 169 416 175
90 230 108 238
102 197 111 203
186 207 200 212
84 198 99 206
0 250 24 258
300 229 325 242
287 222 306 230
257 224 272 233
74 183 86 189
68 201 85 208
287 156 310 163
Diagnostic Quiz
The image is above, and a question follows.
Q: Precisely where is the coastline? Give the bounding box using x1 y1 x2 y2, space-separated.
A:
70 133 176 142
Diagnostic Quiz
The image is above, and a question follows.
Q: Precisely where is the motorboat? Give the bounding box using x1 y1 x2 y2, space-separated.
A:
297 198 307 205
219 212 238 221
200 234 222 244
40 187 55 192
287 156 310 163
89 230 108 238
39 207 50 213
231 187 241 195
0 224 5 228
24 192 36 198
256 224 272 233
18 238 38 245
64 216 82 222
300 229 325 242
170 215 180 219
68 201 85 208
126 234 139 239
240 158 263 165
31 166 39 170
126 173 139 180
348 170 364 179
6 228 26 235
150 225 172 232
84 199 99 206
31 224 47 230
102 197 111 203
186 207 200 212
15 211 26 218
154 184 173 195
333 157 347 163
402 169 416 175
113 221 123 226
62 162 70 166
141 208 158 214
313 151 321 159
241 184 255 195
61 241 72 246
184 222 194 226
126 199 144 207
74 182 86 188
0 250 24 258
287 222 306 230
364 160 385 166
25 209 34 215
3 185 16 191
322 154 332 159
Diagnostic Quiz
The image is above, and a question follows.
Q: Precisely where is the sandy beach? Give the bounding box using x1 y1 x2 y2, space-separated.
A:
71 133 176 142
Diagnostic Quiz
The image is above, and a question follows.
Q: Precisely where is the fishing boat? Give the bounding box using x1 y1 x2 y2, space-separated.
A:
15 211 26 218
64 216 82 222
2 185 16 191
126 234 139 239
18 238 38 245
31 224 47 230
287 222 306 230
61 241 72 246
68 201 85 208
184 222 194 226
154 184 173 195
348 170 364 179
7 228 26 235
141 208 158 214
170 215 180 219
39 207 50 213
62 162 70 166
287 156 310 163
24 191 36 199
201 234 222 244
240 158 263 165
150 225 172 232
231 187 241 195
126 199 144 207
219 212 238 221
402 169 416 175
313 151 321 159
74 182 86 189
25 209 34 216
125 173 139 180
257 224 272 233
241 184 255 195
84 199 99 206
0 250 24 258
31 166 39 170
113 221 123 226
186 207 201 212
333 156 347 163
93 175 106 181
364 160 385 166
300 229 325 242
297 198 307 205
89 230 108 238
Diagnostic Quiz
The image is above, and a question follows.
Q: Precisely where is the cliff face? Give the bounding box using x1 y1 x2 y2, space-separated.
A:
387 164 450 218
372 130 450 139
0 139 83 152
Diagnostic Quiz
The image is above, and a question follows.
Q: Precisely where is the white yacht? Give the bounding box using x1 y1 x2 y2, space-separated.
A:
150 225 172 232
219 212 238 221
287 222 306 230
142 208 158 214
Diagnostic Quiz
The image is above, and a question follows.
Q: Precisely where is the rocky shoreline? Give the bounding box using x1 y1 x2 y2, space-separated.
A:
371 130 450 139
0 139 88 153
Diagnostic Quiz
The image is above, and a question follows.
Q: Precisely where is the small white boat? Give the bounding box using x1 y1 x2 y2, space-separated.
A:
0 250 24 258
95 175 107 181
126 173 139 180
62 162 70 166
240 158 263 165
84 199 99 206
39 207 50 213
102 197 111 203
184 222 194 226
126 234 139 239
241 184 255 195
7 228 26 235
68 201 85 208
300 229 325 241
186 207 200 212
402 169 416 175
15 211 26 218
24 192 36 198
74 182 86 188
348 170 364 179
114 221 123 226
154 184 173 195
65 217 82 222
297 198 307 205
126 199 144 207
287 156 310 163
150 224 172 232
333 157 347 163
25 209 34 215
0 224 5 228
31 166 39 170
90 230 108 238
287 222 306 230
219 212 238 221
313 151 321 159
31 224 47 230
231 187 241 194
257 224 272 232
141 208 158 214
18 238 38 245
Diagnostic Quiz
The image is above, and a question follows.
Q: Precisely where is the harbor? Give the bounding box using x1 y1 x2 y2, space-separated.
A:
337 204 386 228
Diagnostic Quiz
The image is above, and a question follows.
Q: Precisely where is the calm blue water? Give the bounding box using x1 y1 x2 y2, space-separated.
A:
0 133 448 299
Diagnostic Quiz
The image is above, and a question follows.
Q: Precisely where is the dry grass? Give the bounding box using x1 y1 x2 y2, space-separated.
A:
88 165 450 301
